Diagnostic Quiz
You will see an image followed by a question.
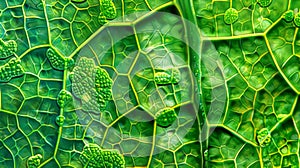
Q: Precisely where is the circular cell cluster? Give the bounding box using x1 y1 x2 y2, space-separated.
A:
155 108 177 127
55 115 65 127
57 90 73 108
224 8 239 25
0 57 24 82
79 143 125 168
257 0 272 7
100 0 117 19
282 10 294 22
256 128 271 147
294 13 300 27
0 39 17 58
27 154 42 168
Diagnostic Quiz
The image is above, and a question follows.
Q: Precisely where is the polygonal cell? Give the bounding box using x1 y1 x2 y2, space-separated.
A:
224 8 239 25
27 154 42 168
0 39 17 58
79 143 125 168
0 57 24 82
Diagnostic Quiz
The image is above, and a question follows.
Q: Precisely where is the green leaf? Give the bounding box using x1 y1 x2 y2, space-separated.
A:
0 0 299 167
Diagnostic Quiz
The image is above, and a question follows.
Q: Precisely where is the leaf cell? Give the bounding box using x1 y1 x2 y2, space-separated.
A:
79 143 125 168
0 57 24 82
155 107 177 127
257 0 272 8
257 128 271 147
224 8 239 25
0 39 17 59
27 154 42 168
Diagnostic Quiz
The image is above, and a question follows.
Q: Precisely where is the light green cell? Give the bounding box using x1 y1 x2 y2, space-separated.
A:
154 68 181 85
0 57 24 82
79 143 125 168
0 39 17 58
98 12 108 25
100 0 117 19
27 154 42 168
257 128 271 147
95 67 113 110
46 48 74 70
224 8 239 24
257 0 272 8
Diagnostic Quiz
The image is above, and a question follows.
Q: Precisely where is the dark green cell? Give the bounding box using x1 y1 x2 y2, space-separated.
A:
224 8 239 25
0 39 17 59
282 10 294 22
79 143 125 168
27 154 42 168
257 0 272 7
155 108 177 127
0 57 24 82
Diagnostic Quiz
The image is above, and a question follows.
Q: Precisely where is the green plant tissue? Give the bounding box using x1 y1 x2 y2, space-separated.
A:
0 0 299 167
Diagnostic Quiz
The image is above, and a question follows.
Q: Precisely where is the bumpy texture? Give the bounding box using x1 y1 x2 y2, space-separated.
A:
100 0 117 19
155 108 177 127
79 143 125 168
0 39 17 58
0 58 24 82
27 154 42 168
46 48 74 70
0 0 299 168
224 8 239 25
71 57 112 112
